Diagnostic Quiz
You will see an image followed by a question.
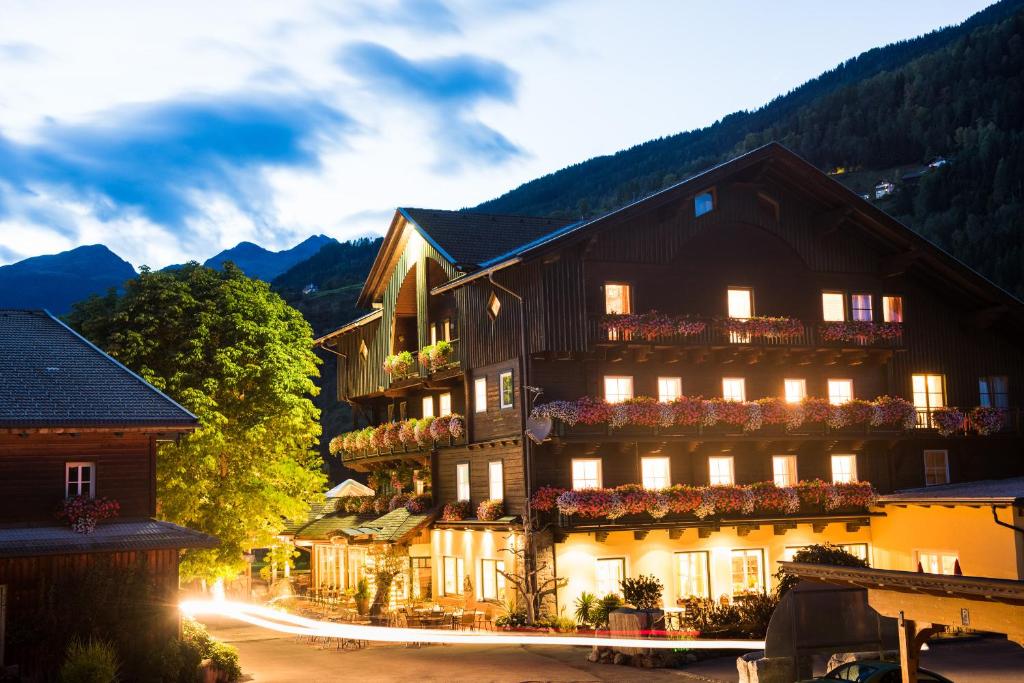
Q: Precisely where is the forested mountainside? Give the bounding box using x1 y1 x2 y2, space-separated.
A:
477 0 1024 298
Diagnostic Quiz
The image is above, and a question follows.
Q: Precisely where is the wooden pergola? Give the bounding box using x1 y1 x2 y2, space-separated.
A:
781 562 1024 683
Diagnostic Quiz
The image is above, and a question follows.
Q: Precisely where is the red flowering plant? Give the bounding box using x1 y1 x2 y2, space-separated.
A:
748 482 800 514
611 397 663 428
871 396 917 430
530 486 566 513
370 424 389 451
373 497 389 514
755 397 790 426
414 416 435 445
398 419 418 447
698 485 754 518
614 484 653 516
828 482 878 510
931 407 966 436
575 396 615 425
447 414 466 439
405 493 433 514
388 493 410 512
795 479 834 508
59 496 120 534
667 396 706 426
441 500 471 521
477 499 505 521
429 414 451 440
382 422 402 450
418 340 454 372
664 485 702 514
358 497 375 514
720 316 804 338
600 311 706 341
841 399 875 427
820 321 901 344
383 351 416 377
800 397 831 425
970 406 1006 436
706 398 746 427
556 489 624 519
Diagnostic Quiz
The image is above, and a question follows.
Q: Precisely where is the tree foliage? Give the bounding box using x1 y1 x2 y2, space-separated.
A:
67 263 326 580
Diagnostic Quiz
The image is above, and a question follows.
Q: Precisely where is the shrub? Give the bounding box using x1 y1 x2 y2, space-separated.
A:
58 638 119 683
737 591 780 638
620 574 663 610
775 543 870 594
589 593 623 628
535 614 577 632
573 591 597 626
680 599 743 636
495 612 528 628
182 618 242 682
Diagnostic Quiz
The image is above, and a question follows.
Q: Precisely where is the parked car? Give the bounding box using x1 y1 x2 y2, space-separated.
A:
802 660 954 683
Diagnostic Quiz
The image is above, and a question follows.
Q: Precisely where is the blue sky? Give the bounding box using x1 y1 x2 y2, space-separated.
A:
0 1 995 268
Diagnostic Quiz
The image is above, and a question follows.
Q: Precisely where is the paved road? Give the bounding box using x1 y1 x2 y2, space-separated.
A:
206 619 1024 683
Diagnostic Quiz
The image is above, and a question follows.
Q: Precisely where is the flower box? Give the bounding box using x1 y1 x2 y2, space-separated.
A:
599 312 706 341
383 351 416 377
819 321 902 345
58 495 120 534
418 340 454 373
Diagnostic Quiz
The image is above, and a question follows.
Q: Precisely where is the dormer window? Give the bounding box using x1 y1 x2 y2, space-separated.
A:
694 190 715 217
487 292 501 320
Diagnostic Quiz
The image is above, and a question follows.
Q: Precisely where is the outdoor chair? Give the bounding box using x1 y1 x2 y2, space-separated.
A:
459 612 476 631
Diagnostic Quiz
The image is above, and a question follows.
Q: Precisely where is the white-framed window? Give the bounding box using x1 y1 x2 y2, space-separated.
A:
822 291 846 322
456 463 470 502
827 379 853 405
912 373 945 428
694 190 715 217
488 460 504 500
851 293 873 322
487 292 501 319
499 371 514 409
979 376 1009 409
439 392 452 417
840 544 870 562
596 558 625 596
722 377 746 402
604 375 634 404
784 379 807 404
480 559 506 601
422 395 435 418
676 551 710 600
883 295 903 323
772 455 798 487
708 456 734 486
918 551 958 576
657 377 682 403
727 288 753 319
443 556 465 595
924 450 950 486
831 454 858 483
65 462 95 498
604 282 632 315
571 458 602 489
474 377 487 413
731 549 764 596
641 456 671 490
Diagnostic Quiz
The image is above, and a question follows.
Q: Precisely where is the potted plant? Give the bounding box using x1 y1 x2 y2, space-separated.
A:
354 577 371 616
615 574 665 636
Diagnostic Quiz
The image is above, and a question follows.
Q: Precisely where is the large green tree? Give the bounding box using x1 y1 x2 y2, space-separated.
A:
68 263 326 580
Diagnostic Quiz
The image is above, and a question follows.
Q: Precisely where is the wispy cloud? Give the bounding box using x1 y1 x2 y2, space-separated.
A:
0 42 46 62
338 42 521 168
330 0 461 34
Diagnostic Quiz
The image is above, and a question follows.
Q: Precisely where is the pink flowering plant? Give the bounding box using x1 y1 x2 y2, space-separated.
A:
59 496 120 534
970 406 1006 436
719 316 804 338
871 396 917 429
477 498 505 521
441 500 471 522
388 493 410 512
820 321 901 344
330 414 467 457
600 311 707 340
383 351 416 376
530 486 566 512
405 493 433 514
418 340 454 372
931 407 966 436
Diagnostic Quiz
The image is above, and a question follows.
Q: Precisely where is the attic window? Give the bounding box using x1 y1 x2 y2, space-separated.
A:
359 339 368 361
694 190 715 217
487 292 502 320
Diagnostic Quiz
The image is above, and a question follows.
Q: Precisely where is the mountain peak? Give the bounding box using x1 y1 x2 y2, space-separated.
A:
202 235 339 282
0 244 137 314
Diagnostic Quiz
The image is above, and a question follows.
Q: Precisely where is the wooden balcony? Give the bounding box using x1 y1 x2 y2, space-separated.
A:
340 434 467 471
386 338 463 393
555 510 878 537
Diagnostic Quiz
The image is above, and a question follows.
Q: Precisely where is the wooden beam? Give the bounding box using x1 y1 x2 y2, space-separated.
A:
881 248 925 278
698 525 719 539
737 524 759 537
846 521 865 532
812 522 828 533
774 522 797 536
668 528 683 540
595 530 609 543
816 207 853 236
633 529 649 541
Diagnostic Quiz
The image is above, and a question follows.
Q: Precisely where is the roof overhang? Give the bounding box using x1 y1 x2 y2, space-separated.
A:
314 308 383 347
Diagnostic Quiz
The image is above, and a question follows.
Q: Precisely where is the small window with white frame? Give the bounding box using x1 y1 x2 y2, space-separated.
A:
596 557 625 596
827 379 853 405
604 375 634 404
641 456 670 489
708 455 734 486
918 551 958 575
422 395 434 418
480 558 506 601
923 450 949 486
439 392 452 417
443 556 465 595
572 458 602 489
784 378 806 403
474 377 487 413
499 371 514 409
772 455 798 487
822 291 846 322
676 551 710 600
731 548 764 596
722 377 746 402
488 460 504 500
456 463 470 502
657 377 682 403
831 454 858 483
65 462 95 498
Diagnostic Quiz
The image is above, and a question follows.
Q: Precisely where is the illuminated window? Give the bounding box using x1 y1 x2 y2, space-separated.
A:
422 395 434 418
822 292 846 322
784 379 807 403
443 556 465 595
912 374 945 428
480 559 506 601
851 293 873 322
831 454 857 483
918 551 958 576
979 376 1009 409
641 456 670 489
596 558 625 596
359 339 368 361
658 377 682 403
65 462 95 498
487 292 501 319
488 461 504 500
827 379 853 405
605 283 632 315
499 371 514 409
708 456 734 486
694 190 715 217
604 375 634 403
731 549 764 596
924 450 949 486
439 392 452 417
722 377 746 402
572 458 602 489
474 377 487 413
456 463 470 501
772 455 798 487
727 288 753 319
676 552 710 600
883 296 903 323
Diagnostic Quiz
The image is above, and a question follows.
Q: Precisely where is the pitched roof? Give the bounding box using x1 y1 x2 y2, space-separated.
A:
0 309 197 429
399 208 574 269
292 512 378 541
0 519 217 558
291 507 436 544
364 507 434 543
877 477 1024 505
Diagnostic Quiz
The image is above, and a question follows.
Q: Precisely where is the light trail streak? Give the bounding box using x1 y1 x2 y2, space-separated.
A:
181 599 765 650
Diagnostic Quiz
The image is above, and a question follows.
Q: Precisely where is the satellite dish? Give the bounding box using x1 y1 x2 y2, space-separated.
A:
526 415 553 444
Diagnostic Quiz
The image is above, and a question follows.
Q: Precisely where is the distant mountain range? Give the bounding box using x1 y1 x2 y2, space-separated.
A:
192 234 336 282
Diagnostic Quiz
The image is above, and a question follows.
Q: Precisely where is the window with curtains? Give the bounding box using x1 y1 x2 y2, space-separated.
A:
422 395 434 418
641 456 670 489
828 379 853 405
676 552 710 600
488 460 504 500
65 462 95 498
912 374 945 428
722 377 746 402
474 377 487 413
883 295 903 322
924 450 949 486
604 283 632 315
456 463 470 501
831 454 858 483
708 456 734 486
658 377 682 403
821 292 845 321
572 459 602 489
730 549 764 596
596 558 625 596
500 371 514 409
979 376 1009 409
918 551 958 576
604 375 634 403
443 556 465 595
772 455 797 487
784 378 806 403
851 293 873 321
480 559 506 601
439 392 452 417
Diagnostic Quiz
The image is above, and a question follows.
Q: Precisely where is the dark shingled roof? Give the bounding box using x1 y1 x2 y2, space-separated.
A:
0 310 197 428
877 477 1024 504
399 208 574 268
0 519 217 558
292 507 436 543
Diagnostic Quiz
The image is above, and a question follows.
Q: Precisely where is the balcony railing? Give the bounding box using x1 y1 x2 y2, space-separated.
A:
589 315 903 349
341 433 468 464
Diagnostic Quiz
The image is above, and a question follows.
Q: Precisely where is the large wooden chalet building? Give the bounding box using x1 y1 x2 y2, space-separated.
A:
316 143 1024 612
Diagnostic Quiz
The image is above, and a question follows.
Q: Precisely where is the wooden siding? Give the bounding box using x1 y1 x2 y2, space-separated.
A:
436 443 525 515
469 360 521 442
0 432 155 522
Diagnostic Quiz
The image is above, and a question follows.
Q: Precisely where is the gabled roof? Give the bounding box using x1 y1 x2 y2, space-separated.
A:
326 479 374 498
291 507 436 544
0 310 198 429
